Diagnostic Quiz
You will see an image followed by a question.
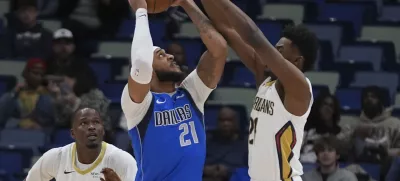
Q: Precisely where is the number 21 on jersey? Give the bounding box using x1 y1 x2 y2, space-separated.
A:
249 117 258 145
179 121 199 147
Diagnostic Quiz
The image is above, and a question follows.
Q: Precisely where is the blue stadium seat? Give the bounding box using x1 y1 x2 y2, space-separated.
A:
336 88 362 110
351 71 398 99
0 150 22 174
0 82 6 96
332 61 373 87
319 2 376 36
230 167 250 181
114 131 130 151
0 129 46 148
380 5 400 21
53 129 74 146
89 62 111 84
231 67 255 87
338 45 383 71
306 23 344 55
99 83 125 103
0 18 3 34
256 20 287 46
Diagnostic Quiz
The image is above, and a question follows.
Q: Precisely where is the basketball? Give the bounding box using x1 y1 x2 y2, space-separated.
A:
146 0 173 14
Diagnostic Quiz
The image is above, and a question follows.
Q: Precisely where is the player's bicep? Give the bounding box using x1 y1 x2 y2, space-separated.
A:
181 70 214 113
26 148 60 181
121 84 153 129
196 50 225 89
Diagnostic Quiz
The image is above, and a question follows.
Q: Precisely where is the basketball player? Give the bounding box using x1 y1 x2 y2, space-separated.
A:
202 0 319 180
25 107 137 181
121 0 227 180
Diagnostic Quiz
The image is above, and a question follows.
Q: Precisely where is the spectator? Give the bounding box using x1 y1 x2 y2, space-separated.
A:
348 86 400 161
301 92 351 163
45 28 90 76
204 107 247 181
0 0 52 59
386 157 400 181
302 136 358 181
0 58 54 129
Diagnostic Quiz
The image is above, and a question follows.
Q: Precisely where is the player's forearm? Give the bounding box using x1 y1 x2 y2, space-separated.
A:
180 0 227 59
130 8 153 84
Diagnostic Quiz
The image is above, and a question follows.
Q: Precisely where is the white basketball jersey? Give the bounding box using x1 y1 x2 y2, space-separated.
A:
248 78 313 181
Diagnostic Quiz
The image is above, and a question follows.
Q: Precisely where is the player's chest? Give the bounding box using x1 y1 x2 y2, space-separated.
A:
56 169 104 181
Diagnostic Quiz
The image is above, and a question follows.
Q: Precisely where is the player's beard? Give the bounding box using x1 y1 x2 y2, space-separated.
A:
155 70 185 82
86 142 100 149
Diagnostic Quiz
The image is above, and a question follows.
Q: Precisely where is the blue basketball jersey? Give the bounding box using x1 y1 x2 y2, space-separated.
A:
128 88 206 181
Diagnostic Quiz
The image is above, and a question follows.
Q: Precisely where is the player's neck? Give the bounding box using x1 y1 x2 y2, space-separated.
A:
151 81 176 93
76 144 102 164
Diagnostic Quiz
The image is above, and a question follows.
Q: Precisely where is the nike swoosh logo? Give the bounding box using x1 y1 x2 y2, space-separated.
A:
64 171 75 174
177 94 185 99
156 99 166 104
138 14 147 18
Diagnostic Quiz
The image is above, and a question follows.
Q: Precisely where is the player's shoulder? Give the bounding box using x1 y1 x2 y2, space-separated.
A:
42 144 71 159
104 143 136 164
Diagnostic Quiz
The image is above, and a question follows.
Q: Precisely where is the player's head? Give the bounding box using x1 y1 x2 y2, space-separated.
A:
217 107 239 138
314 136 340 167
71 106 105 149
152 46 185 82
274 24 319 73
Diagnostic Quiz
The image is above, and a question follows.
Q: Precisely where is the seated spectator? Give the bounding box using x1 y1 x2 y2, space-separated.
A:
0 58 54 129
386 157 400 181
302 136 358 181
345 86 400 161
45 28 90 76
204 107 247 181
0 0 52 58
302 92 351 163
47 67 111 141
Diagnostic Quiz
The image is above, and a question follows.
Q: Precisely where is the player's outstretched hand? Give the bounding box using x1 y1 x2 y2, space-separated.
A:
128 0 147 11
100 168 121 181
171 0 193 7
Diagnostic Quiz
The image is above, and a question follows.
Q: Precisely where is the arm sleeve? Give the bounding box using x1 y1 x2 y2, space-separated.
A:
121 84 153 129
129 8 154 84
25 148 60 181
180 70 214 113
107 149 138 181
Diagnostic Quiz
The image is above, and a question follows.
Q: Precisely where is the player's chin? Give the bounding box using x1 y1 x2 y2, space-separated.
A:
85 139 101 149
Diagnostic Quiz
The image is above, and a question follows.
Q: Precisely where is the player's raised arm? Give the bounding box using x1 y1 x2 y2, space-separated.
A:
204 0 313 116
177 0 227 89
126 0 153 103
200 0 266 87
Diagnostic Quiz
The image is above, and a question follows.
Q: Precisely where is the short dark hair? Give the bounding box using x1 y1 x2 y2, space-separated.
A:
282 24 319 72
70 105 101 127
313 136 339 154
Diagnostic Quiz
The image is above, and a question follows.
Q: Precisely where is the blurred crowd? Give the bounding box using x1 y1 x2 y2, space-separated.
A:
2 0 400 181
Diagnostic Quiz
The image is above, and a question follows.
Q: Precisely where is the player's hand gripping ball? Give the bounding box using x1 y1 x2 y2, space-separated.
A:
146 0 185 13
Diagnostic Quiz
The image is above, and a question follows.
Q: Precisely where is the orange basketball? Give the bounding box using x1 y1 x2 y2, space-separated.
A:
146 0 173 14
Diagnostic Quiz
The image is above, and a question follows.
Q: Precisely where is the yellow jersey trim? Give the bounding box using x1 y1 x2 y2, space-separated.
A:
71 142 107 175
265 80 276 87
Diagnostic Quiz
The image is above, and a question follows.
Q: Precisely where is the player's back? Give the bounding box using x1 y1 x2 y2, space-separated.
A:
128 88 206 181
248 78 313 181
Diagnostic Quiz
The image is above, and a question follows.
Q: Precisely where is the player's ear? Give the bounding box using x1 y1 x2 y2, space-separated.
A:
70 129 75 139
294 56 304 69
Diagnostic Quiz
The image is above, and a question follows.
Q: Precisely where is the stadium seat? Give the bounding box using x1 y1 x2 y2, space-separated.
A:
39 19 61 32
211 87 257 113
93 42 131 58
228 47 240 61
0 129 46 148
53 129 74 146
89 62 112 84
338 45 383 71
258 3 305 25
114 131 131 151
256 20 287 46
336 88 362 110
117 19 165 42
230 167 250 181
351 71 398 99
0 150 23 174
0 1 10 16
99 83 125 103
305 71 340 94
332 61 373 87
0 60 26 83
306 23 343 55
361 26 400 58
380 5 400 21
231 67 256 87
176 22 199 38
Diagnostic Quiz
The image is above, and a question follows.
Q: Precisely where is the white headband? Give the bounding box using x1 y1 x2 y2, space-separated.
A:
153 46 160 52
